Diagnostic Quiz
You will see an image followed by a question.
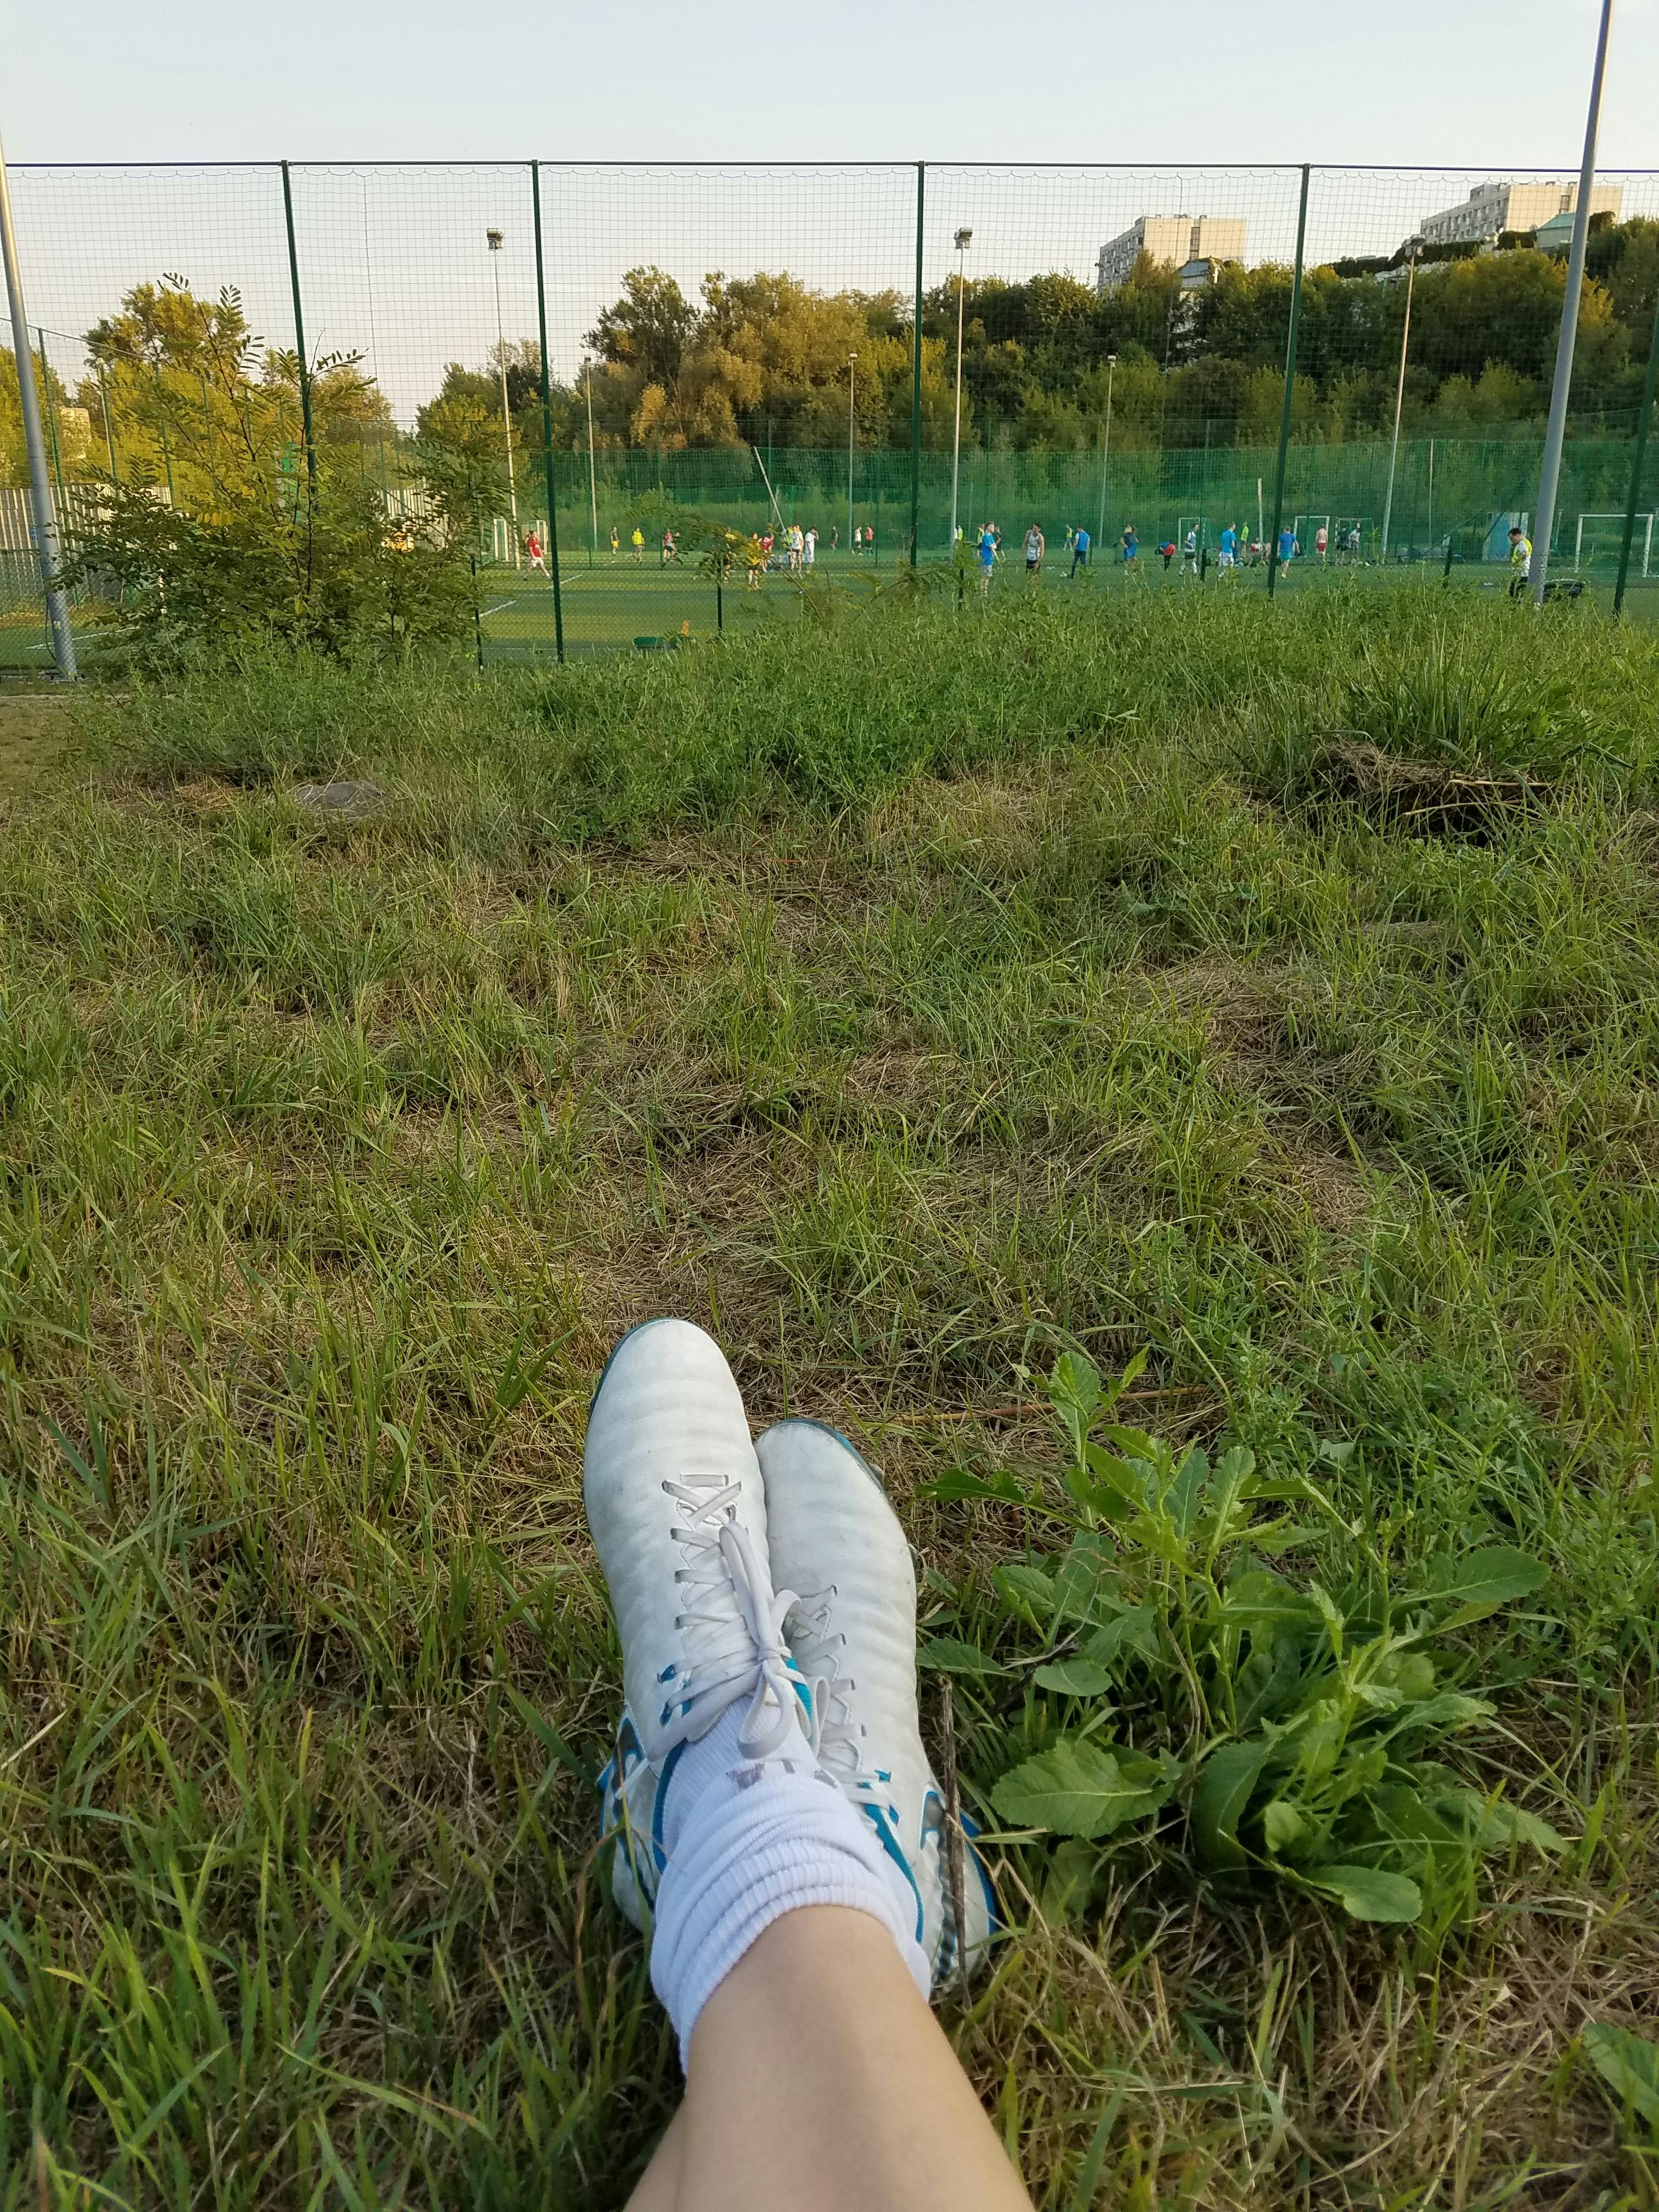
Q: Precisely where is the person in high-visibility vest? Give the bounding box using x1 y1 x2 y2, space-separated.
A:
1508 524 1532 599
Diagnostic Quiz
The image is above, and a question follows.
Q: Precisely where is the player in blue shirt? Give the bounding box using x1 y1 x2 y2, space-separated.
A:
1070 525 1091 578
977 523 997 594
1218 522 1238 573
1121 523 1138 569
1277 524 1297 568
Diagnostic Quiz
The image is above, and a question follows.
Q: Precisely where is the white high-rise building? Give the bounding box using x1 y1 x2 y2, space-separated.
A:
1414 179 1623 252
1096 214 1246 296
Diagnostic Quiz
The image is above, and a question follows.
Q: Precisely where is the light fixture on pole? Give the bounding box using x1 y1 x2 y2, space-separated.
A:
1532 0 1615 605
1380 246 1418 562
949 227 972 551
1095 353 1117 553
584 356 600 563
486 228 520 568
847 351 857 557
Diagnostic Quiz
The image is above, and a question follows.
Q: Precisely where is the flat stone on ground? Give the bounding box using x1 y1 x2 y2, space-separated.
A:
290 778 386 821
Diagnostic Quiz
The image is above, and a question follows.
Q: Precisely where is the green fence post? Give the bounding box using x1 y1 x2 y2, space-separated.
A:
1267 164 1310 601
96 359 119 482
153 362 176 508
910 161 924 567
531 160 567 663
280 161 317 494
1613 290 1659 619
36 330 67 537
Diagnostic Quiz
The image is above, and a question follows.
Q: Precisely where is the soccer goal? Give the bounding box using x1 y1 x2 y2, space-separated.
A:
1334 516 1371 561
1294 514 1331 559
1575 512 1654 576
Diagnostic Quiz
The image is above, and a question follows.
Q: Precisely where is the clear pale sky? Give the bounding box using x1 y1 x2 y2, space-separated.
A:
4 0 1655 168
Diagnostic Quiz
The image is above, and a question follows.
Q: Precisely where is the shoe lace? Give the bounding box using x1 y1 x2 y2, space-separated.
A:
648 1472 805 1764
784 1585 881 1802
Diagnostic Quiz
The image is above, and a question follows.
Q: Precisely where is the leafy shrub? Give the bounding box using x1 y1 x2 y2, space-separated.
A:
65 481 473 669
929 1352 1561 1926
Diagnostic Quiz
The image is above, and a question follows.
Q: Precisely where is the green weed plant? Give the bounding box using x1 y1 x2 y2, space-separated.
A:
932 1353 1560 1931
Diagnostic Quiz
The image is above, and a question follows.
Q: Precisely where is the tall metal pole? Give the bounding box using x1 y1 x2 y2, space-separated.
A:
1533 0 1615 606
487 227 520 567
950 227 971 550
847 351 857 557
1268 163 1311 601
1095 353 1116 552
279 161 316 494
909 162 924 567
0 134 75 677
1380 250 1417 562
584 358 599 562
528 165 565 661
1613 290 1659 618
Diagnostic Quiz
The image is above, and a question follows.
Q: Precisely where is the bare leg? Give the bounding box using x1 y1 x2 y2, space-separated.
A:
668 1906 1032 2212
624 2108 683 2211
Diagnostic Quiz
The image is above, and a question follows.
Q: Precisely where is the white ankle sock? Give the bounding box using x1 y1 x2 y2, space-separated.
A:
650 1701 931 2066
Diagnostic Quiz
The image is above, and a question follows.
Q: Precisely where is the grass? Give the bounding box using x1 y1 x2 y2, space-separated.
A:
1 580 1657 2205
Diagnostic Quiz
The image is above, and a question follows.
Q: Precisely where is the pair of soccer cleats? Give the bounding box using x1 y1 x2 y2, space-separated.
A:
585 1318 997 1989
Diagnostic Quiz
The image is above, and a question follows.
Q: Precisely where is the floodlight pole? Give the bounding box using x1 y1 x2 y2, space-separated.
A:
487 227 521 568
847 351 857 557
1 130 75 678
1094 354 1116 552
1532 0 1615 606
1613 289 1659 618
949 227 972 551
1380 249 1417 563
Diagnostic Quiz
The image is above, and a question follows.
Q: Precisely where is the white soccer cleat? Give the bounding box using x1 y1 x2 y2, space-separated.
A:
585 1318 810 1926
755 1416 999 1987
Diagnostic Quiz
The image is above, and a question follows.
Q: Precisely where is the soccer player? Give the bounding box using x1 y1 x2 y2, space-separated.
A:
1121 522 1139 569
1314 521 1329 565
1070 523 1090 578
1277 523 1297 570
1508 524 1532 599
662 528 678 566
610 525 619 557
804 527 817 569
1158 540 1176 572
1218 521 1237 573
632 527 645 563
586 1320 1034 2212
1023 522 1045 581
977 521 997 594
1183 524 1199 575
525 528 546 576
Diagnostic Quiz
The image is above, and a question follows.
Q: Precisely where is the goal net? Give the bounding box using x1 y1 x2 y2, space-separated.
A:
1575 512 1654 576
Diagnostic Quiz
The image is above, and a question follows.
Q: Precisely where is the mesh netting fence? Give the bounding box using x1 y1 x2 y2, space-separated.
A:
3 161 1657 664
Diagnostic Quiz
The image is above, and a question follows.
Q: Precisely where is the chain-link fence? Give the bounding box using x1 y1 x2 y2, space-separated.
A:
4 161 1657 666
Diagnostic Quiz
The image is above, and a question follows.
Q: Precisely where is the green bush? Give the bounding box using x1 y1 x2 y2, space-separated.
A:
65 481 474 669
